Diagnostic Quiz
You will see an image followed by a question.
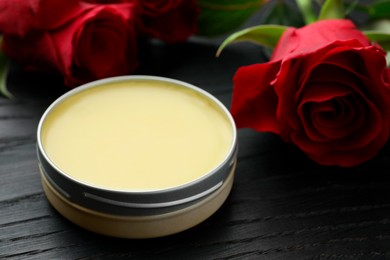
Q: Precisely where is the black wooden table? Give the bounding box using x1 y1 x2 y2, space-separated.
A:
1 35 390 259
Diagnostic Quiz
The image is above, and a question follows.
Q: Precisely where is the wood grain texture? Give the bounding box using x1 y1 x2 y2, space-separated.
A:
1 37 390 260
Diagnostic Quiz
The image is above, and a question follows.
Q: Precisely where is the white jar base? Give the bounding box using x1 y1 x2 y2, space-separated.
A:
40 163 235 239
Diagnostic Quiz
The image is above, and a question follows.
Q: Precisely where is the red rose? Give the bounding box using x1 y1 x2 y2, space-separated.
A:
232 19 390 167
83 0 199 43
0 0 81 37
54 2 139 86
138 0 199 43
1 2 138 86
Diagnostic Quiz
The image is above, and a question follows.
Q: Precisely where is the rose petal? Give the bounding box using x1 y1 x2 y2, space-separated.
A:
271 20 370 61
300 81 352 103
297 82 352 141
312 96 362 130
306 123 389 167
310 95 365 139
304 63 368 99
292 97 383 156
384 68 390 89
273 58 305 132
232 61 281 134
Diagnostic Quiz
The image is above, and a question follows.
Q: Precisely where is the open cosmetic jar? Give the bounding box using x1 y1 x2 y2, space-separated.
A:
37 76 238 238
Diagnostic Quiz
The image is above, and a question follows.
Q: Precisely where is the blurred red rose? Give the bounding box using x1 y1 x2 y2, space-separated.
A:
232 19 390 167
138 0 199 43
0 1 138 86
84 0 199 43
0 0 198 87
0 0 81 37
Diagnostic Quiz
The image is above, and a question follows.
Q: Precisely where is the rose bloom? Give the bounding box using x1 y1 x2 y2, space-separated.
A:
0 1 139 86
232 19 390 167
138 0 199 43
0 0 81 37
84 0 199 43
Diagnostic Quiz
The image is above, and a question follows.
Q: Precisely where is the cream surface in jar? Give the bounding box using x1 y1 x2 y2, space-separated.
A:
41 80 233 191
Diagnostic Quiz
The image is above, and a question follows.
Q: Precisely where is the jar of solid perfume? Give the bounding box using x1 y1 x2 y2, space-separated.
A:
37 76 238 238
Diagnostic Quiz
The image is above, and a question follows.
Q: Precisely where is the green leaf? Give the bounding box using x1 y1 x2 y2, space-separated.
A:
363 20 390 51
368 0 390 19
363 31 390 51
0 37 12 98
261 0 305 27
296 0 317 24
197 0 266 37
216 24 288 57
318 0 345 20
